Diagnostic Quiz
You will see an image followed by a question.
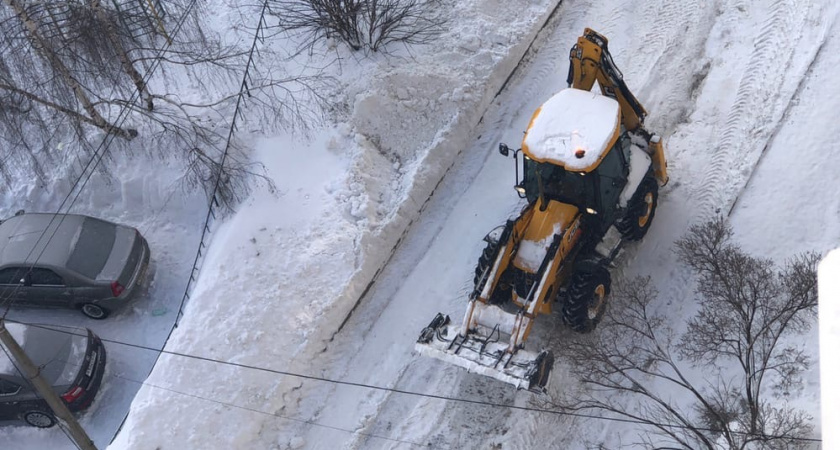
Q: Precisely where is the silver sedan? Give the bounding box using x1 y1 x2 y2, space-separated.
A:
0 212 150 319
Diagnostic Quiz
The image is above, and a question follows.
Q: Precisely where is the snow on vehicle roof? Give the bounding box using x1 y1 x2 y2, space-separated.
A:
521 88 620 172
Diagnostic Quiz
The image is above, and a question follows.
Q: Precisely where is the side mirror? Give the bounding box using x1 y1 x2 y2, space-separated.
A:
499 143 510 157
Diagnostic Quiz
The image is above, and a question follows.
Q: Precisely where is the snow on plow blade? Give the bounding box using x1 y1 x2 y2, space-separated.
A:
415 313 553 392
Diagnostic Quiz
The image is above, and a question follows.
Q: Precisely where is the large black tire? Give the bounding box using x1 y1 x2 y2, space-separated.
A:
473 241 510 305
562 267 611 333
617 176 659 241
23 410 56 428
473 242 497 287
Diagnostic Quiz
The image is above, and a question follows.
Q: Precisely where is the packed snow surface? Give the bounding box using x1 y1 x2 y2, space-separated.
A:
522 88 620 171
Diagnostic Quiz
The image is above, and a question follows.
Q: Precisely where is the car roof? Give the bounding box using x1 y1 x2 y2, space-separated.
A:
0 213 86 268
1 323 89 385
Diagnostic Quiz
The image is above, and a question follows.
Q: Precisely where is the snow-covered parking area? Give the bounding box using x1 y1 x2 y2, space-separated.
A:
0 157 206 448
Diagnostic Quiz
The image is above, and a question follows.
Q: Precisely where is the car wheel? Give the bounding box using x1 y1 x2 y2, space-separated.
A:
81 303 109 320
23 410 56 428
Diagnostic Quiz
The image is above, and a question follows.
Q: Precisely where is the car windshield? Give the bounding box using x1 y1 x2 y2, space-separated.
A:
523 157 590 207
65 217 116 279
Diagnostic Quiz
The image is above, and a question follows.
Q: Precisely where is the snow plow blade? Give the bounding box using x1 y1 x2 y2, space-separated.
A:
415 313 553 392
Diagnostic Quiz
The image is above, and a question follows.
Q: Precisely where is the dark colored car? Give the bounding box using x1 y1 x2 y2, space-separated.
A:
0 212 150 319
0 322 106 427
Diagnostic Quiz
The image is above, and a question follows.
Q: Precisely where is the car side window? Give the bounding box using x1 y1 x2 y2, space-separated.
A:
0 267 26 285
29 268 64 286
0 379 21 396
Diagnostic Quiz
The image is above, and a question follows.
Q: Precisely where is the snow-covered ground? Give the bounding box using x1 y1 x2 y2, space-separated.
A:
2 0 839 449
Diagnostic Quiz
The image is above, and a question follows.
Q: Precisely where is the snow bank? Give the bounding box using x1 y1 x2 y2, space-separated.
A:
110 0 561 448
819 249 840 450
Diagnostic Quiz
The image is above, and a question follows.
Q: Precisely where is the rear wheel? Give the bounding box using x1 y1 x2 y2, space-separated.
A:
23 410 56 428
562 267 611 333
81 303 109 320
617 176 658 241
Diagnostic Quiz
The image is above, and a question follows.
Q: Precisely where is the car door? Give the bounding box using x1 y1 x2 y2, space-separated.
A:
0 378 23 421
25 267 73 308
0 267 28 306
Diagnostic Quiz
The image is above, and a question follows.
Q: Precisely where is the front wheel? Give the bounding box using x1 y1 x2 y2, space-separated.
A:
23 410 56 428
562 267 611 333
81 303 109 320
473 241 498 288
617 176 658 241
473 240 510 305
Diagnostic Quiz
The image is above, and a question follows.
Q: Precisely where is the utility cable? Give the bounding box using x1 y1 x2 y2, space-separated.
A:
107 371 426 448
8 319 823 445
173 0 271 327
18 351 426 448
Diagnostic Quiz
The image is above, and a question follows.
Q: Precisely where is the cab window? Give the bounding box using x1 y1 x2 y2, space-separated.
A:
523 158 592 207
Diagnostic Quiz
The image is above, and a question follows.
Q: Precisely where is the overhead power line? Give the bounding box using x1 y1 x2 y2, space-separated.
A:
107 371 426 448
9 319 823 445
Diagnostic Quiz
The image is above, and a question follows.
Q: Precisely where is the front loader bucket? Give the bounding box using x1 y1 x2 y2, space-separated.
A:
415 313 554 392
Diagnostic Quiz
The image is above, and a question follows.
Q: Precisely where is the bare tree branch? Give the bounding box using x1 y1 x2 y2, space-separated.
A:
548 220 817 449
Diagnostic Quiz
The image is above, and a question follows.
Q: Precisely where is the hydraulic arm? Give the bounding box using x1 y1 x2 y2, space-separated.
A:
567 28 668 184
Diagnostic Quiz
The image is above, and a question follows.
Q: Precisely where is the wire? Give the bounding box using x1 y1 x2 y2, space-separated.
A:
106 371 425 448
31 352 424 448
7 319 823 445
172 0 271 327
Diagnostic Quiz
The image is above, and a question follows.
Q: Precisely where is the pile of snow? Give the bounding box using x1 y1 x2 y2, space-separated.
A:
514 221 565 272
109 0 562 448
522 88 620 170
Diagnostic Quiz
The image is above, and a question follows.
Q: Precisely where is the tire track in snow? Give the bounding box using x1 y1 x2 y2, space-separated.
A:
633 0 705 131
727 20 832 216
696 0 799 217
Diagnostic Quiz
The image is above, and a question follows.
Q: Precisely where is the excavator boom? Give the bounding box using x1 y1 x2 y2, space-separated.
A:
567 28 647 132
568 28 668 184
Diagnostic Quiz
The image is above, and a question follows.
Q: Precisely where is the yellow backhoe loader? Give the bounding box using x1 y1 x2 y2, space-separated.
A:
415 28 668 391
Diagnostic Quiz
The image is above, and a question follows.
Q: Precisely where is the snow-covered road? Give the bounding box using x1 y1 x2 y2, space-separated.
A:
265 1 840 449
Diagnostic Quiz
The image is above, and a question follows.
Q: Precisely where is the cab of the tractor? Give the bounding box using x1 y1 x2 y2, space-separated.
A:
499 88 631 237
